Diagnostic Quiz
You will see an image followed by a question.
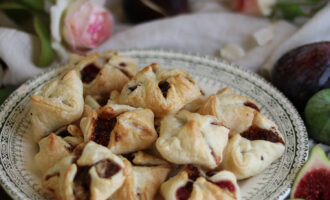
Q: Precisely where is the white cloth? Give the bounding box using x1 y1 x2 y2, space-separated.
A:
0 0 292 85
1 2 330 85
97 13 296 73
0 28 44 85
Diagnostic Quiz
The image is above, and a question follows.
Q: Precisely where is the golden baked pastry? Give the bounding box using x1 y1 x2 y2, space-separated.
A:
220 112 285 180
118 63 201 117
198 87 260 135
69 50 117 68
197 87 285 179
85 95 101 110
160 165 240 200
156 110 229 169
44 141 126 200
33 55 287 200
42 154 76 199
181 95 207 113
111 151 171 200
81 95 102 119
35 125 83 175
75 51 138 99
30 70 84 141
80 104 157 154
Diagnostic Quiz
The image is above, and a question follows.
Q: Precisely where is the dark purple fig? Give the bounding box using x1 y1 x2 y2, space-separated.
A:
272 42 330 112
123 0 189 23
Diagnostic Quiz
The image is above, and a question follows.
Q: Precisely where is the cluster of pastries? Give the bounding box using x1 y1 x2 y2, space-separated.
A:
31 50 285 200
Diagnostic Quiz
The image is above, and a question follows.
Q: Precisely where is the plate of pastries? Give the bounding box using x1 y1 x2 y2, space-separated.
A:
0 49 308 200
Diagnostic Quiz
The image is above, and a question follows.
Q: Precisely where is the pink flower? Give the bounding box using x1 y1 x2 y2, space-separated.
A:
231 0 275 16
62 0 113 51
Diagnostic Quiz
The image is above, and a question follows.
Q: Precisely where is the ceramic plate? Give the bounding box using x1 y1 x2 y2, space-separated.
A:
0 49 308 200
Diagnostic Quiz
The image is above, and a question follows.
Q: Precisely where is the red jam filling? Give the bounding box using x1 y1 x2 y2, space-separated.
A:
294 168 330 200
91 117 117 147
158 81 170 98
186 165 200 181
81 64 100 83
73 159 121 200
211 121 222 126
240 125 285 145
244 101 260 112
213 180 236 193
95 93 110 106
73 166 91 200
176 181 193 200
94 159 121 178
119 69 132 79
119 62 127 67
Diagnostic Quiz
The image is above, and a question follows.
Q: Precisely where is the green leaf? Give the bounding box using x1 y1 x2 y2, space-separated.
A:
48 0 56 5
0 87 15 105
0 2 34 31
279 4 308 20
18 0 44 11
33 14 55 67
272 1 309 21
0 2 29 10
272 0 328 21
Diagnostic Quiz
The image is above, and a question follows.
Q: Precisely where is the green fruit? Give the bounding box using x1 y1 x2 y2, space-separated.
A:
290 145 330 199
304 89 330 145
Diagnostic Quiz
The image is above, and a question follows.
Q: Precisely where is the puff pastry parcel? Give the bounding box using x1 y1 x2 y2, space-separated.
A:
80 104 157 154
156 110 229 169
75 51 138 99
111 151 171 200
220 112 285 180
198 87 260 135
197 87 285 179
43 141 126 200
118 63 201 117
160 165 240 200
30 70 84 141
35 125 83 175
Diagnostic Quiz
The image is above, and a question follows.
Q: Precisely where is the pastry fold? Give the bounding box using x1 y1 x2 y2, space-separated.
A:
30 70 84 141
220 112 285 180
119 63 201 117
35 125 83 175
111 151 171 200
198 87 260 135
198 87 285 179
156 110 229 169
75 51 138 99
160 165 240 200
43 141 126 200
80 104 157 154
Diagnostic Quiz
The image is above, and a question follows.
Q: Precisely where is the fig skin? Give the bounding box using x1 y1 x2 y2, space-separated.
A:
272 42 330 112
123 0 189 23
304 89 330 145
290 145 330 200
